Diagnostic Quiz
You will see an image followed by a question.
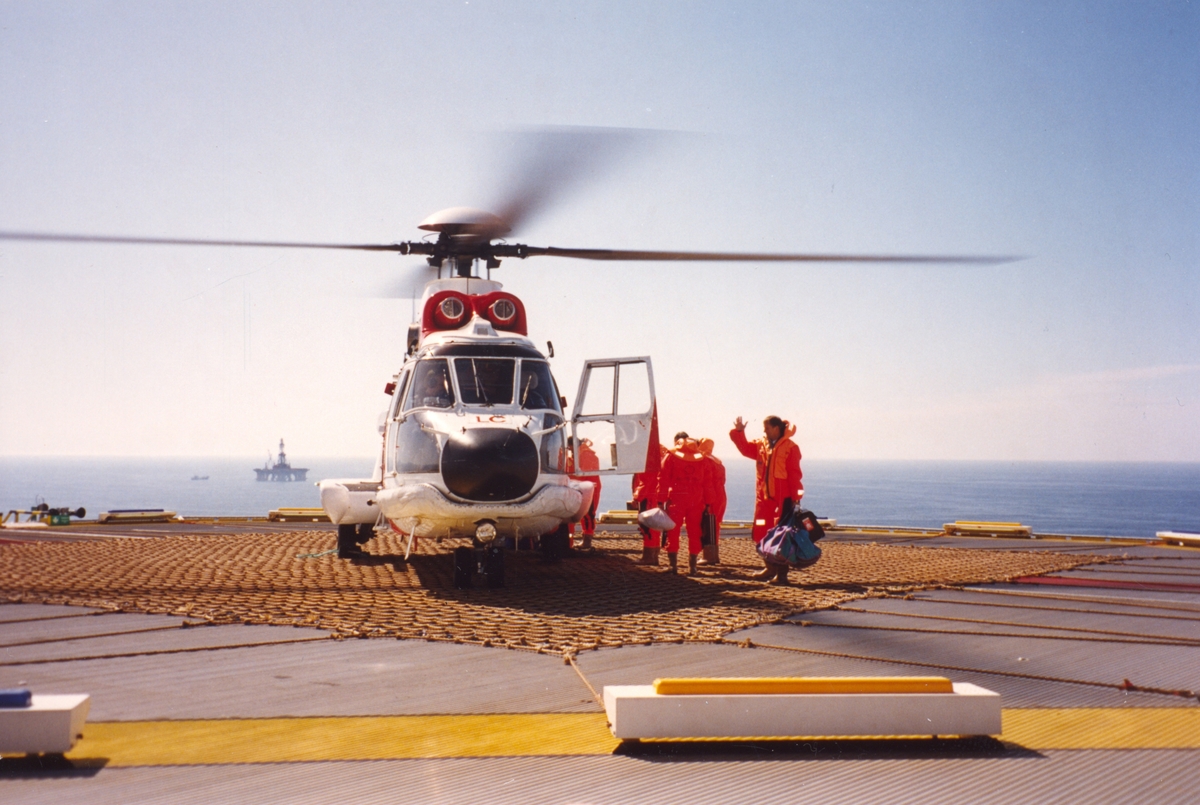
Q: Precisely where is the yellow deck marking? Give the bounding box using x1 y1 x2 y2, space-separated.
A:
1001 708 1200 750
66 714 619 766
57 709 1200 766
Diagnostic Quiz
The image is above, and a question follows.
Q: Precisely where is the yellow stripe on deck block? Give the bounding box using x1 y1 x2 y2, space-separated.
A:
653 677 954 695
66 714 619 767
1001 708 1200 750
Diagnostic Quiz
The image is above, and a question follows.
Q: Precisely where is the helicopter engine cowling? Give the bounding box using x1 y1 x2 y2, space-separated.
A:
422 290 527 337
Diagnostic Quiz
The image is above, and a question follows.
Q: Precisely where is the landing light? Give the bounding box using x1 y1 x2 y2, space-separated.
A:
475 522 498 542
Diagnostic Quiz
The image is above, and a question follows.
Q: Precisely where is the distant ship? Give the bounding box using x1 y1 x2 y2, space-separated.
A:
254 439 309 482
191 475 209 481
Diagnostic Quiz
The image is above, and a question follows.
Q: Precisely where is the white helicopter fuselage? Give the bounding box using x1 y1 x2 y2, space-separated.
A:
319 277 610 548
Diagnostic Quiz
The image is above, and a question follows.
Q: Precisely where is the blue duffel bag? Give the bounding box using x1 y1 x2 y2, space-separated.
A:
757 508 823 568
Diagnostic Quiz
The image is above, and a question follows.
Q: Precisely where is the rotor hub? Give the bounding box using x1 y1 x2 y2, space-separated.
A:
417 207 508 237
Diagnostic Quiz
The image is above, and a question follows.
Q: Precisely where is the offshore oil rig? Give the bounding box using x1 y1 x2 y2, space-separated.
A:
253 439 308 482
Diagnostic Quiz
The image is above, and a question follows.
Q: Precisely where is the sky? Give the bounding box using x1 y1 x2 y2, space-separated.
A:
0 0 1197 462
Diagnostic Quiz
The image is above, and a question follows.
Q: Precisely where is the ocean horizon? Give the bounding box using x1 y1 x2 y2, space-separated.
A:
2 456 1197 539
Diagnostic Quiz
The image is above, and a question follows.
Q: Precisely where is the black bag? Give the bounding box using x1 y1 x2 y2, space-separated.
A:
789 508 825 543
700 507 717 546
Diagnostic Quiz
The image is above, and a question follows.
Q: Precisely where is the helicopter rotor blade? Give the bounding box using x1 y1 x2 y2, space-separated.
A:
0 230 1022 267
0 230 407 251
508 245 1024 265
488 127 658 237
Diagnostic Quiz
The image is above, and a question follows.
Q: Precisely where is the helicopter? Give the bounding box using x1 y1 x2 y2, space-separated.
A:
0 132 1018 588
319 205 664 589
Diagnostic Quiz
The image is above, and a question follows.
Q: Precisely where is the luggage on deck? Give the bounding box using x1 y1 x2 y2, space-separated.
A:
758 508 823 568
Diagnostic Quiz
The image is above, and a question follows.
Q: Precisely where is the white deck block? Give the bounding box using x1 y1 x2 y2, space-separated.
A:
603 683 1000 740
0 695 91 754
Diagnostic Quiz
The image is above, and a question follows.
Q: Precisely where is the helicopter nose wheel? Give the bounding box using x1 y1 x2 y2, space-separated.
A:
453 544 506 590
540 522 571 563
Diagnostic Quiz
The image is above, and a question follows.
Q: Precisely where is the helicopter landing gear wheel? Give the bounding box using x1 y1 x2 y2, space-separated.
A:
484 545 505 588
355 522 374 548
453 546 474 589
540 523 570 563
337 524 360 559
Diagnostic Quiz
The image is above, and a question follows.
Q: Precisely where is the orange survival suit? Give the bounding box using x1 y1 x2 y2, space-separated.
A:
729 422 802 543
567 438 601 546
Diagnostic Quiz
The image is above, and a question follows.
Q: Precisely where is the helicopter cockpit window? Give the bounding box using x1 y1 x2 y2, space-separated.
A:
453 358 514 406
393 414 440 474
518 361 559 411
539 413 567 474
405 360 454 410
389 369 411 419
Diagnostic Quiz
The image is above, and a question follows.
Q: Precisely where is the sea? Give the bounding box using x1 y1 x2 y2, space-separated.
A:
1 457 1197 539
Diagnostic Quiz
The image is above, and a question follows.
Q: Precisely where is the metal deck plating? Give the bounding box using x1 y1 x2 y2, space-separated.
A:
2 523 1199 803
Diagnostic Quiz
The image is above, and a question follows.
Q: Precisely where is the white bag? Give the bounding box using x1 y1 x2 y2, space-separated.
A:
637 507 676 531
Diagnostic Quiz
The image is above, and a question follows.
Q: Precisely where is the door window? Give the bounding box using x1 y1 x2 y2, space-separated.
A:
570 357 655 474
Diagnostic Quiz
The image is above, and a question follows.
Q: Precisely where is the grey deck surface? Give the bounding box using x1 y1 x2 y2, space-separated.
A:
3 526 1199 803
4 751 1200 805
4 634 597 720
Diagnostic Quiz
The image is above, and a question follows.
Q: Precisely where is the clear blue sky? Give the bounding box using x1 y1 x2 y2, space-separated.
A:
1 1 1196 461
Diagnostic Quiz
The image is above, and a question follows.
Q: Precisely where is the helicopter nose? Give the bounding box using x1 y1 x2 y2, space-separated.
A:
441 428 539 502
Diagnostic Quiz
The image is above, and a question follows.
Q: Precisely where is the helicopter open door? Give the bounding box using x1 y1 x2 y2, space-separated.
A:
570 357 656 475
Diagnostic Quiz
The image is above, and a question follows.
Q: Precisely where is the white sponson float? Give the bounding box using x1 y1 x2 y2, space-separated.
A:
0 691 91 754
603 677 1001 740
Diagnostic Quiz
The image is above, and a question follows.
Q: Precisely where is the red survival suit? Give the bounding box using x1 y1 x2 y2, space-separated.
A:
729 423 802 543
658 438 715 556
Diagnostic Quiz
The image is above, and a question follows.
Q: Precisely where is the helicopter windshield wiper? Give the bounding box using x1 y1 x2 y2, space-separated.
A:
468 359 490 405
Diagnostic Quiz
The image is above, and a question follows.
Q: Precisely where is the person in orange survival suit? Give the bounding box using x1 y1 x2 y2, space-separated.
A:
697 438 726 566
632 403 664 565
567 437 601 550
658 431 715 575
730 415 802 583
